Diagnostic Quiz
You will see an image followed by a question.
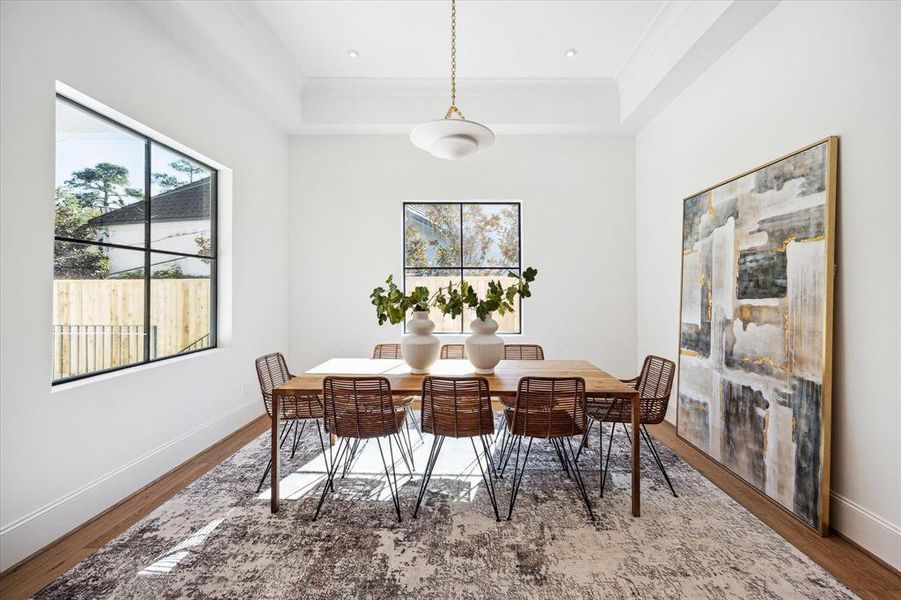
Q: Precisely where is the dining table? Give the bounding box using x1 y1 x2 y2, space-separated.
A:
269 358 642 517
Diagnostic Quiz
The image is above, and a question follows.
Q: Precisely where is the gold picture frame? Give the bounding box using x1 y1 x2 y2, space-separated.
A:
675 137 837 535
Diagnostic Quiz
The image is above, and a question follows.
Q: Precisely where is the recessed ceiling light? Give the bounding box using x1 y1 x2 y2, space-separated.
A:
564 48 577 58
347 49 360 58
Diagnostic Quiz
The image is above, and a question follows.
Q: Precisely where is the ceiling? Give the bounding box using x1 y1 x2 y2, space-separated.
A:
138 1 780 134
253 0 663 80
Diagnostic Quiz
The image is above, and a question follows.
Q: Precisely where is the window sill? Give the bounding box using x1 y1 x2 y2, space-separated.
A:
50 347 223 393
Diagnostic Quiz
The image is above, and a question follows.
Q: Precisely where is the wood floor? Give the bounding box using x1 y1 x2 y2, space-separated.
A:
1 417 898 599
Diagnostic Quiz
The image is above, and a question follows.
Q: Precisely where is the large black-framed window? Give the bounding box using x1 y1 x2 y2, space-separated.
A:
403 202 521 334
53 95 217 384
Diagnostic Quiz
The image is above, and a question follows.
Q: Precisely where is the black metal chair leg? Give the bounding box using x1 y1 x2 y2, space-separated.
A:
315 419 334 491
600 421 616 497
394 433 414 476
408 409 424 443
640 424 678 497
256 458 272 494
400 421 416 471
341 439 360 478
576 418 594 460
550 438 571 477
498 424 519 477
313 437 349 521
482 435 499 480
562 436 595 521
470 437 501 521
377 437 402 521
290 420 307 459
506 436 533 520
479 435 502 516
256 420 294 493
279 419 294 448
413 436 444 518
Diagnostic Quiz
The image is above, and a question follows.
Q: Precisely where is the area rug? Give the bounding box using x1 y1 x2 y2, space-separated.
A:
36 415 855 599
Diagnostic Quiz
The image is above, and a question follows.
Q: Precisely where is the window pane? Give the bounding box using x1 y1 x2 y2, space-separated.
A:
150 144 212 256
53 241 146 380
404 204 460 268
150 254 213 359
404 269 462 333
463 269 521 334
55 99 145 246
462 203 519 268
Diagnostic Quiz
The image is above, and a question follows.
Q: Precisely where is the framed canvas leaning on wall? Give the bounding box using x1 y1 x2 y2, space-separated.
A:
676 137 837 535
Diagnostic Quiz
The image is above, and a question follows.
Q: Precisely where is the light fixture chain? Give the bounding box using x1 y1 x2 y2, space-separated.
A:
445 0 464 120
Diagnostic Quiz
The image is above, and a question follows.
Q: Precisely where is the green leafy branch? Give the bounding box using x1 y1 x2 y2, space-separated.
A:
370 267 538 326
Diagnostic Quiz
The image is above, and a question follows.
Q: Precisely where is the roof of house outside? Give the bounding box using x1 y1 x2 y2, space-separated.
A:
89 178 210 226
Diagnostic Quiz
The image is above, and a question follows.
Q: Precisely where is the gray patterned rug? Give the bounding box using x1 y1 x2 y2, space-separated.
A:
36 415 854 599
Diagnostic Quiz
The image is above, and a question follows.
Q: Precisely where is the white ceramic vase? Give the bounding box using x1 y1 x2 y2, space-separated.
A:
401 311 440 374
465 315 504 374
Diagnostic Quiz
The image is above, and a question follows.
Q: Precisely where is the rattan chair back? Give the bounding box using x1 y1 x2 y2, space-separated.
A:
372 343 403 359
507 377 586 439
420 377 493 438
255 352 323 419
321 376 404 439
439 344 466 359
503 344 545 360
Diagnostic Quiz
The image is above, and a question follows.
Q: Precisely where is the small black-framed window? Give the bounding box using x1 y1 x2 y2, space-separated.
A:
403 202 521 334
53 95 217 384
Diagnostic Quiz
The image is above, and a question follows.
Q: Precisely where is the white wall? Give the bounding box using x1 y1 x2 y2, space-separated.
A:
287 135 637 378
635 0 900 568
0 1 287 569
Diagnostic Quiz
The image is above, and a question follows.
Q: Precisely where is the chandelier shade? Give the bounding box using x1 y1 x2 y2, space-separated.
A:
410 0 494 159
410 118 495 160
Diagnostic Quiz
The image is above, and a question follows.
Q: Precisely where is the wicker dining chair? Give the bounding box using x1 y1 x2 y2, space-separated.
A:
372 343 403 359
413 377 500 520
504 377 594 521
581 355 677 497
496 344 545 458
314 376 411 521
439 344 466 359
254 353 329 493
503 344 545 360
371 343 423 446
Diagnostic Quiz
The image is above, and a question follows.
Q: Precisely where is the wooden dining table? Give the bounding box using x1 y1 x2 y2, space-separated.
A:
269 358 642 517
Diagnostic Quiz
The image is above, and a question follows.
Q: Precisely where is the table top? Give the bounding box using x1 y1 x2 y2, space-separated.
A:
274 358 638 398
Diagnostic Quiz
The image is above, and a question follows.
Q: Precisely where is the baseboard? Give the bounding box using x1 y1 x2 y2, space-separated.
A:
0 399 261 571
830 492 901 572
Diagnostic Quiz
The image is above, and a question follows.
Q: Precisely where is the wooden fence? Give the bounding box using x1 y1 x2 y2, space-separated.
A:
53 279 210 380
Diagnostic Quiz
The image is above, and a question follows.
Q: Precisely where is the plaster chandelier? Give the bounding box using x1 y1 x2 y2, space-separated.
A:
410 0 495 159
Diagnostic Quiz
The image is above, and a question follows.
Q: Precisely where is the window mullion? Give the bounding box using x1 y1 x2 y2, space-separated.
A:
143 139 151 364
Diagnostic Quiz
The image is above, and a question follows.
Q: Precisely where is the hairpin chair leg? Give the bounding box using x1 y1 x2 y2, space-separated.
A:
393 433 414 476
313 437 350 521
498 425 519 477
471 437 501 521
600 421 616 497
340 439 360 479
315 419 334 491
413 436 445 518
279 419 294 449
550 438 571 478
406 408 424 443
256 419 295 493
506 435 533 520
399 420 416 471
290 420 307 459
561 436 595 521
576 418 595 459
481 435 499 480
640 424 678 497
377 437 402 521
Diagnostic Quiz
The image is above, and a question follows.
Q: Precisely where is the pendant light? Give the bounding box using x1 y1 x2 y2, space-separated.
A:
410 0 495 159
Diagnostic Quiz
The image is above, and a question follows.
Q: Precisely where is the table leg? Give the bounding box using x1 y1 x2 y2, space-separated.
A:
270 392 279 513
631 395 640 517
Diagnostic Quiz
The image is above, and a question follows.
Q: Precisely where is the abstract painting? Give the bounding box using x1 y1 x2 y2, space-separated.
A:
676 138 837 534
